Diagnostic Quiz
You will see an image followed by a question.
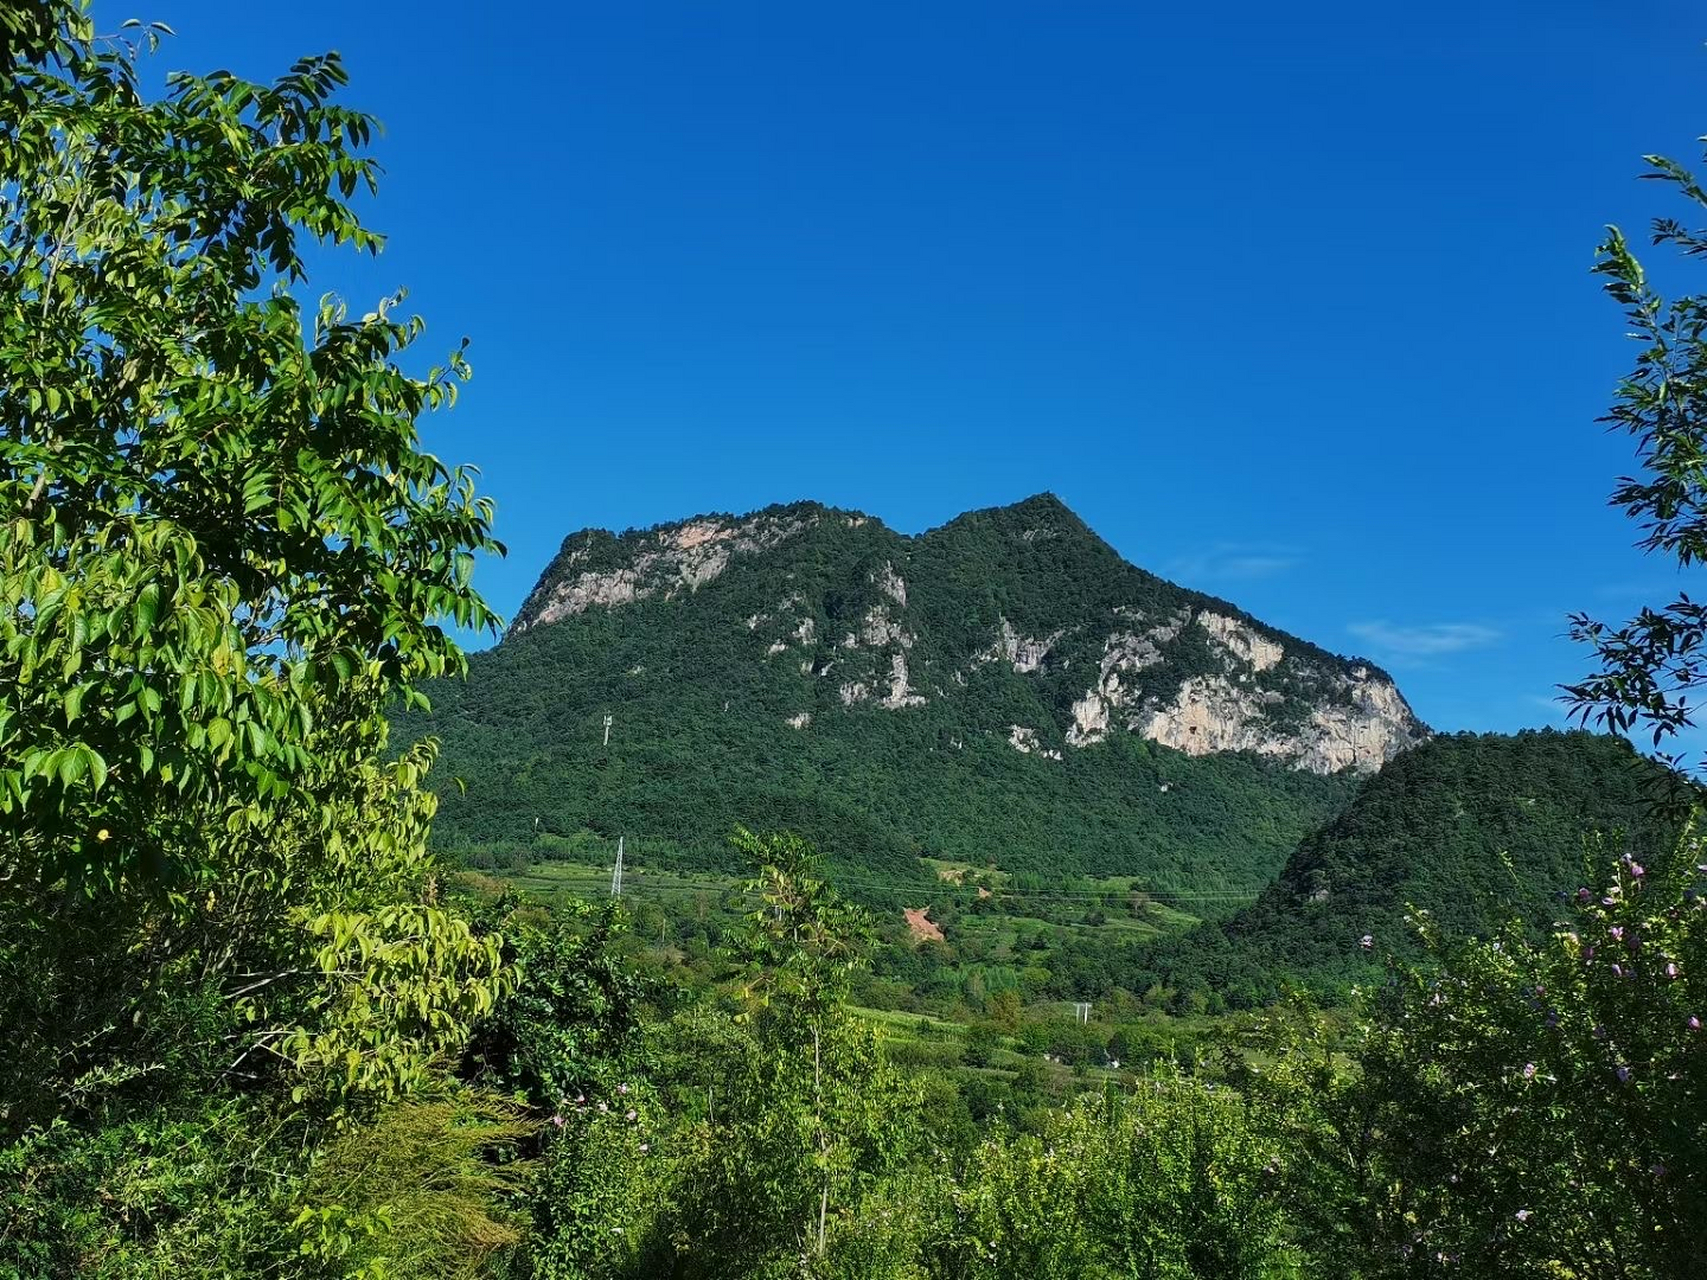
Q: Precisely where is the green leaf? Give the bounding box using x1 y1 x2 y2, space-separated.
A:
58 748 88 787
134 583 162 640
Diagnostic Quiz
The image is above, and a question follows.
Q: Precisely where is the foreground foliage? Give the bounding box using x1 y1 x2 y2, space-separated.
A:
2 7 514 1275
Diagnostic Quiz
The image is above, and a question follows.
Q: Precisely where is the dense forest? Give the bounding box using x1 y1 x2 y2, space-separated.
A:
3 6 1706 1278
1146 729 1687 1005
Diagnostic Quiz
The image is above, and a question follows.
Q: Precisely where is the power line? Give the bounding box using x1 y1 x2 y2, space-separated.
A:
504 869 1259 906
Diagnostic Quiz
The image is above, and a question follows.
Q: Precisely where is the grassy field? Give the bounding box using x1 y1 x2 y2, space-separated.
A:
468 848 1224 1088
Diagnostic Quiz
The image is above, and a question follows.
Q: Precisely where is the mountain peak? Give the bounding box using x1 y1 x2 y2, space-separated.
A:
501 494 1426 777
930 491 1087 537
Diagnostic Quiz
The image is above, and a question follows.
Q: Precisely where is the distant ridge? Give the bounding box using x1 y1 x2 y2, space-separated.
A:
1147 729 1683 1003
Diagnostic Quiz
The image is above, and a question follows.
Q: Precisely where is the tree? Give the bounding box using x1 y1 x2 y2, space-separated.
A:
642 830 919 1277
1565 142 1707 774
1282 134 1707 1280
732 828 913 1266
0 7 512 1268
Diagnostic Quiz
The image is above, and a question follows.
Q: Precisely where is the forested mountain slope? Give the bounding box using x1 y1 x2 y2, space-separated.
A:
1147 729 1685 1002
402 495 1425 900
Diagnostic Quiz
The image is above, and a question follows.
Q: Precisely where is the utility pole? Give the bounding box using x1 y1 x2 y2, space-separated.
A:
610 835 625 898
602 713 613 747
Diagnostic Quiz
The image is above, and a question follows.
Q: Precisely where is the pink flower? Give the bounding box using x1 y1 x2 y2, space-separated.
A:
552 1114 565 1127
1630 863 1645 878
1609 926 1624 941
1667 963 1680 979
1522 1063 1536 1080
1689 1016 1701 1031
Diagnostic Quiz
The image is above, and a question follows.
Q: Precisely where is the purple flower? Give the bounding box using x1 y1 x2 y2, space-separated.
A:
1603 897 1617 907
1689 1016 1701 1031
552 1114 565 1127
1617 1065 1632 1084
1631 863 1645 878
1667 963 1680 979
1577 887 1592 902
1611 964 1624 978
1522 1063 1536 1080
1515 1209 1532 1223
1610 926 1624 941
1651 1162 1667 1178
1593 1024 1608 1040
1583 945 1595 961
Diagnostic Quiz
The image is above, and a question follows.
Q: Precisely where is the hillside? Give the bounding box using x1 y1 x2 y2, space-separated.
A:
1147 729 1685 1003
402 494 1427 902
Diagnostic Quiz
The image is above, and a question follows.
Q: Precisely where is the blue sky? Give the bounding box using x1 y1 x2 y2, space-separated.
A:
110 0 1707 739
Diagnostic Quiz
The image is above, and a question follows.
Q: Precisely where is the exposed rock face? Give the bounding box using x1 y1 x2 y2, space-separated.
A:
874 561 908 607
1057 608 1422 772
1136 669 1418 773
879 651 926 709
1007 724 1063 760
1197 610 1283 672
512 511 817 634
1064 623 1171 747
982 617 1064 674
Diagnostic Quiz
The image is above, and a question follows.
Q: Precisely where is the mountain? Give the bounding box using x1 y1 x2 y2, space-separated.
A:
403 495 1426 901
1147 729 1685 1004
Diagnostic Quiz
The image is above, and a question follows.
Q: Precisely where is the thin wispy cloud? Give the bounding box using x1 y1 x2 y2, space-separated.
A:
1347 621 1502 658
1167 543 1301 585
